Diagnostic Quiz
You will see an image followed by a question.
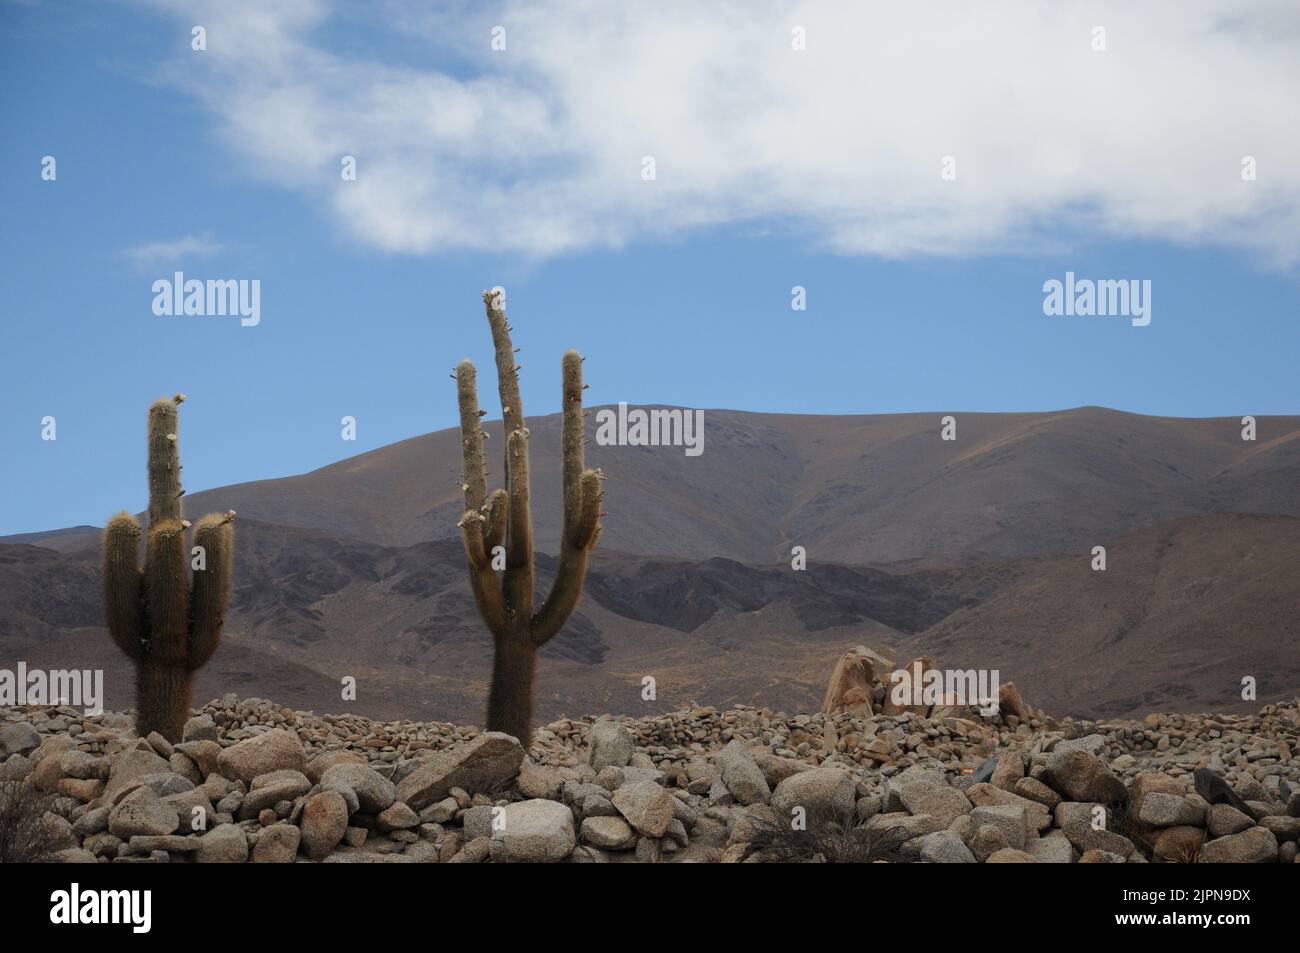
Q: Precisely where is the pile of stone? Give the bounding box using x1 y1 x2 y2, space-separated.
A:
1 693 1296 863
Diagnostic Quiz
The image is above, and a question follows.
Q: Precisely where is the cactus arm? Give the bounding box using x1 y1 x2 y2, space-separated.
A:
482 292 535 616
558 352 585 522
456 359 509 636
187 511 233 670
532 351 603 644
533 470 603 644
147 395 183 525
483 488 508 552
502 428 534 617
102 512 146 661
456 361 489 511
483 291 525 448
145 519 190 665
458 509 509 637
483 291 533 568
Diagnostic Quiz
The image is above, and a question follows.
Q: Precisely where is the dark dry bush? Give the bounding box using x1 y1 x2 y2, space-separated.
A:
0 779 72 863
747 807 910 863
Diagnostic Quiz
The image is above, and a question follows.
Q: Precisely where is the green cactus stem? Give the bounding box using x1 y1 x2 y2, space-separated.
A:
456 292 604 745
102 394 235 741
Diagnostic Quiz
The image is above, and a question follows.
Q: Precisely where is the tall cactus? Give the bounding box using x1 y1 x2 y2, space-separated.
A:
456 291 604 745
102 394 235 741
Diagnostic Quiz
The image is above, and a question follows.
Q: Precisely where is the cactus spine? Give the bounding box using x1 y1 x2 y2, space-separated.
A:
456 291 604 745
102 394 235 741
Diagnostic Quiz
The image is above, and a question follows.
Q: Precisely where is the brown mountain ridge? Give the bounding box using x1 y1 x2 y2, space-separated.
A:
1 407 1296 723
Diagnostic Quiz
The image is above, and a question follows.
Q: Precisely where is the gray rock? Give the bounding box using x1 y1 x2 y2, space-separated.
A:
1195 768 1259 821
216 730 305 783
1138 792 1203 827
587 720 635 772
194 823 248 863
395 733 524 810
420 797 459 824
462 804 496 840
612 780 676 837
73 806 110 839
914 830 976 863
182 715 219 743
1258 815 1300 841
970 824 1011 862
1054 801 1135 856
164 788 215 833
579 794 619 818
771 767 857 821
516 762 562 800
488 799 576 863
376 801 419 832
1026 830 1076 864
1043 750 1126 803
126 835 199 854
0 723 41 758
717 740 771 806
1200 827 1278 863
320 763 396 813
103 748 171 802
580 815 638 850
240 770 311 818
1055 734 1106 756
252 823 300 863
899 781 972 828
300 790 349 859
108 787 180 838
970 804 1028 851
1207 803 1254 837
448 836 491 863
635 835 663 863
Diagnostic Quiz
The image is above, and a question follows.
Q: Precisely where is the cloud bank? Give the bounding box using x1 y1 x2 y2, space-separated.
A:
144 1 1300 264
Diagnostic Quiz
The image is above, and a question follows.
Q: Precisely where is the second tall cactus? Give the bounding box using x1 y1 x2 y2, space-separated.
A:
456 291 604 745
103 394 235 742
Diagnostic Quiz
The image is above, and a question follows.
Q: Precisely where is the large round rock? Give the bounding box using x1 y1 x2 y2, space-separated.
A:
771 767 857 821
488 799 576 863
216 730 306 783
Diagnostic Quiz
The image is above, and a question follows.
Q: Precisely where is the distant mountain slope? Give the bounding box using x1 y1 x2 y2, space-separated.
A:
903 513 1300 717
2 511 1294 723
133 406 1300 566
8 407 1298 567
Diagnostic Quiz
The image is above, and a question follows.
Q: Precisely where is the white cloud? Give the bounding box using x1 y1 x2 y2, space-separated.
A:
122 231 225 267
142 1 1300 265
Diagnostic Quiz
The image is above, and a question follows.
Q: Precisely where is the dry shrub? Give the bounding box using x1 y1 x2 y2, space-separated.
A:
0 779 71 863
747 807 910 864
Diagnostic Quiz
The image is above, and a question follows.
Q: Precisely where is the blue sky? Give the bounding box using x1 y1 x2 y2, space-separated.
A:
2 1 1298 535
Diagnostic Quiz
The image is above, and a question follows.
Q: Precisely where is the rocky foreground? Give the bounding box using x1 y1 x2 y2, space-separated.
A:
2 694 1298 863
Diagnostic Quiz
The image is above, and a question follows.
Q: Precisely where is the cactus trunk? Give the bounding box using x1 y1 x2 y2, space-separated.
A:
135 659 193 741
455 291 604 746
102 394 235 742
486 634 537 748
